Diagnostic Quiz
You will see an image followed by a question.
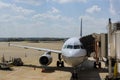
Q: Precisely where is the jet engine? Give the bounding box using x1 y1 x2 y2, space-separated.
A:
39 51 52 66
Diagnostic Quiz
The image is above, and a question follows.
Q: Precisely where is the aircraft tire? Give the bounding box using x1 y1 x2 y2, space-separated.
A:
57 61 64 67
94 62 97 68
57 61 60 67
61 61 64 67
98 62 101 68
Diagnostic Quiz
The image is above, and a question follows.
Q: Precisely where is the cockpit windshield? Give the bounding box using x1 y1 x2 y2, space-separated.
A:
67 45 73 49
64 45 84 49
74 45 81 49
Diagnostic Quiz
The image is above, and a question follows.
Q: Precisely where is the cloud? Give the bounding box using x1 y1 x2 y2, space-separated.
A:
0 1 35 15
15 0 45 6
32 7 72 23
0 1 109 38
32 13 108 37
0 14 26 23
86 5 101 14
0 1 10 9
0 3 75 38
0 1 36 37
47 7 60 14
79 15 107 35
15 0 88 4
32 13 73 25
109 0 120 15
51 0 88 4
50 7 60 14
11 4 35 15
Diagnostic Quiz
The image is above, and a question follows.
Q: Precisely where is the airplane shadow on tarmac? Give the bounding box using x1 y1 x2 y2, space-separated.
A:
23 59 108 80
23 64 73 73
69 60 108 80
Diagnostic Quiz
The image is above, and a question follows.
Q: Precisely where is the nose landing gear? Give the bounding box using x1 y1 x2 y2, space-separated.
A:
56 54 64 67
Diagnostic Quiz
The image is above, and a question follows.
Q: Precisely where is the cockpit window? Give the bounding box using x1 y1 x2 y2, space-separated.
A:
67 45 73 49
74 45 80 49
64 45 83 49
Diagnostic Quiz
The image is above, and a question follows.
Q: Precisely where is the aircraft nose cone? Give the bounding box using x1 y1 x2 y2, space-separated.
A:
69 50 80 57
68 51 74 56
62 50 79 57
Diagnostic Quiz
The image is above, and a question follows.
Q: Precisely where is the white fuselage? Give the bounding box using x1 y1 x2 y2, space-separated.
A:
61 37 87 67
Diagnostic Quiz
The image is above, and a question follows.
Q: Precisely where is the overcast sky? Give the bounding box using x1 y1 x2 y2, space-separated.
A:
0 0 119 38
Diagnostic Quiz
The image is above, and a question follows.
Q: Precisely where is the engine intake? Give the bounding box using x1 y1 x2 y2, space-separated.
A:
39 51 52 66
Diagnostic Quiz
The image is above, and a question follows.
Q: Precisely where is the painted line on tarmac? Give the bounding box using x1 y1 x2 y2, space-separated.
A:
6 68 22 77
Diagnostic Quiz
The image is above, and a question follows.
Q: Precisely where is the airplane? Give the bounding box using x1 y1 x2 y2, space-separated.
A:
9 37 87 79
9 19 100 79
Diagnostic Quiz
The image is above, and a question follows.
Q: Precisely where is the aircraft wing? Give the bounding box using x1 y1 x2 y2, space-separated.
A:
9 43 62 54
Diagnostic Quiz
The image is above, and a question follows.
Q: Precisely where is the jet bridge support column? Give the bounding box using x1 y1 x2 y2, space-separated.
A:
93 35 101 68
114 23 120 78
106 19 120 80
107 18 113 79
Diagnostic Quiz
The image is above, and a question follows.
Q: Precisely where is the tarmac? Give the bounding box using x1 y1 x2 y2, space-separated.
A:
0 41 108 80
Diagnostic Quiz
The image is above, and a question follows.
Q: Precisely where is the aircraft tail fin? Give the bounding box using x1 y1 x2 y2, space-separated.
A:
80 18 83 37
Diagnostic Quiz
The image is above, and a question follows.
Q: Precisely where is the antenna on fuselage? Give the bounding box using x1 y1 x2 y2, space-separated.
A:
80 18 83 37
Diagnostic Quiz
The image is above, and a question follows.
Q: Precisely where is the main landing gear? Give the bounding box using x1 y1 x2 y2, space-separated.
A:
94 62 101 68
57 54 64 67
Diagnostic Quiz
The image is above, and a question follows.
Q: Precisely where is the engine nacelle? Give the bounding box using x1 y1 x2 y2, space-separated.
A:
39 51 52 66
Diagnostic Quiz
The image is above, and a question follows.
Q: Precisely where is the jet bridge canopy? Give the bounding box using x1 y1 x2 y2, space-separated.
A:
80 34 96 56
80 33 108 58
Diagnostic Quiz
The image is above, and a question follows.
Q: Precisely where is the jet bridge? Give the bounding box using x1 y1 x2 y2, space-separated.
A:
80 33 108 56
80 34 96 56
80 33 108 68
